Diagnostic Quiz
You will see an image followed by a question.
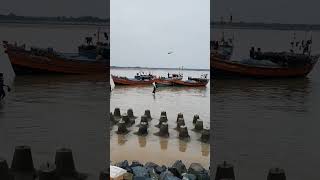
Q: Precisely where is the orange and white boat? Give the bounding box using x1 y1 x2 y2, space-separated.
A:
212 54 319 77
2 31 109 75
111 73 155 85
211 38 319 78
172 74 209 87
154 73 183 87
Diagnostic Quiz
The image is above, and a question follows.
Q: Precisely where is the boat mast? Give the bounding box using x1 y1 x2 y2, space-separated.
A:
309 31 313 56
97 27 101 43
220 16 225 42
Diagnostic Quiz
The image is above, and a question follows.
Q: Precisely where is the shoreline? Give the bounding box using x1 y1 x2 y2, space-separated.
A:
111 66 210 71
0 20 109 27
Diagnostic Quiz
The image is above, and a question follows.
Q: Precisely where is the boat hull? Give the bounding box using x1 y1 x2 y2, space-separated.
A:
112 76 154 85
172 79 208 87
154 79 174 87
211 55 318 78
4 49 108 75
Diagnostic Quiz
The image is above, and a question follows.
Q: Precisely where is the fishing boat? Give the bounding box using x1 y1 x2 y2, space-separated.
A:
154 73 183 87
172 74 209 87
211 34 319 78
111 72 155 85
2 30 109 75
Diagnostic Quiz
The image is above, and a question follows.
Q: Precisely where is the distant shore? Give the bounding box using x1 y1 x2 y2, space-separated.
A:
111 66 210 71
0 20 109 26
0 13 109 26
212 22 320 31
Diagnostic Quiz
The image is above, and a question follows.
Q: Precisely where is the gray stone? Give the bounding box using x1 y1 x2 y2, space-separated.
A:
132 166 149 178
171 160 187 176
160 171 181 180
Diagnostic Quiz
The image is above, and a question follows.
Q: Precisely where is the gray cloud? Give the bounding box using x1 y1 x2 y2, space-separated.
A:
212 0 320 24
111 0 209 69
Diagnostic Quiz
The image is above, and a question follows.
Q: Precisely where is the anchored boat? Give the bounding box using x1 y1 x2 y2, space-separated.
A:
172 74 209 87
2 30 109 75
111 72 155 85
154 73 183 87
211 36 319 78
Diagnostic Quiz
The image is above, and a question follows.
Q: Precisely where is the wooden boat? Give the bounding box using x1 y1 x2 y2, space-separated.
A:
154 73 183 87
2 42 108 75
2 30 109 75
211 37 319 78
172 74 209 87
111 75 154 85
212 54 319 77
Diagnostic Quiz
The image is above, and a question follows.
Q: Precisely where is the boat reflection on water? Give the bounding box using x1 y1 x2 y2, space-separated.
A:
201 143 210 157
179 139 188 152
213 76 311 95
138 136 147 148
159 137 168 150
117 134 127 146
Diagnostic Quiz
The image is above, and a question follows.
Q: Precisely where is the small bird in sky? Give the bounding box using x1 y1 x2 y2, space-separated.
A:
168 51 173 54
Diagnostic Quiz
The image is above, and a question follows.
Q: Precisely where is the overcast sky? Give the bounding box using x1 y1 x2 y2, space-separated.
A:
111 0 209 69
212 0 320 24
0 0 109 18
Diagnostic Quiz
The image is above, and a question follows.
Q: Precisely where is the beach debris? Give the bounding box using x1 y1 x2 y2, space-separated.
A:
39 162 56 180
127 108 137 119
0 158 12 180
192 120 204 132
154 122 169 138
110 112 118 126
160 111 167 118
144 109 152 120
114 108 121 118
178 125 190 140
134 122 148 136
176 113 184 122
200 128 210 143
122 113 135 126
55 148 77 178
215 161 235 180
267 168 286 180
193 114 200 124
175 118 185 131
137 115 149 127
11 145 35 174
156 115 168 128
116 120 129 134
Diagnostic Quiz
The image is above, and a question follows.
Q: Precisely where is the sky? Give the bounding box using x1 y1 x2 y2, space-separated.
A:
0 0 109 18
111 0 210 69
212 0 320 24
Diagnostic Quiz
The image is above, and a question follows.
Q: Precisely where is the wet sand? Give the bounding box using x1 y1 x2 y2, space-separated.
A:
110 68 210 168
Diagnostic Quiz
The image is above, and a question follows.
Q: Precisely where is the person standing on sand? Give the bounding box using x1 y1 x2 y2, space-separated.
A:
0 73 11 100
152 82 157 94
